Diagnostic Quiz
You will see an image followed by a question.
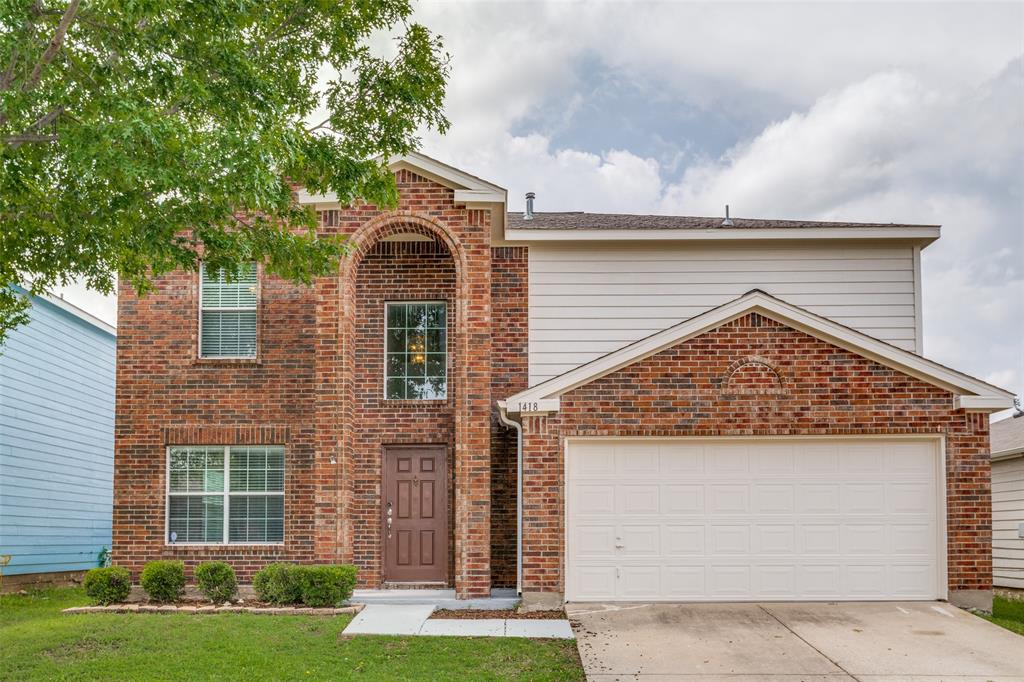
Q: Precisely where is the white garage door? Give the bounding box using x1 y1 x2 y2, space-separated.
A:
566 438 943 602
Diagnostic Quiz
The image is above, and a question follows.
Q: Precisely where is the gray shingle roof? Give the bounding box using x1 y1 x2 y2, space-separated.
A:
992 415 1024 456
506 212 938 231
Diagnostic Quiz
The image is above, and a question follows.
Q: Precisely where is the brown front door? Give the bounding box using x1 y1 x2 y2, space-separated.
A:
382 445 448 583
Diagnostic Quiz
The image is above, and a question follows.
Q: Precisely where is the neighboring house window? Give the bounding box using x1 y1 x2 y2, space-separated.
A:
385 302 447 400
167 446 284 544
199 262 257 358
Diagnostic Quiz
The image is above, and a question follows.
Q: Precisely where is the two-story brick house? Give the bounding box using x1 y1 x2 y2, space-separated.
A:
113 152 1014 611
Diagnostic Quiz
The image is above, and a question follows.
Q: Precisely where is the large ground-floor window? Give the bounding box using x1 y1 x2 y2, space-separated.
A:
166 445 284 544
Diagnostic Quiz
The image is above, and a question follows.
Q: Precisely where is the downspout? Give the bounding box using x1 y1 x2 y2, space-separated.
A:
496 401 523 595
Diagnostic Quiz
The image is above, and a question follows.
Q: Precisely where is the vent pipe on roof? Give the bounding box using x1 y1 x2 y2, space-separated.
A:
721 205 734 227
524 192 535 220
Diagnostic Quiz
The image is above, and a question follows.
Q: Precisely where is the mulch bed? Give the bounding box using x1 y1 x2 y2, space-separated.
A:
429 609 566 620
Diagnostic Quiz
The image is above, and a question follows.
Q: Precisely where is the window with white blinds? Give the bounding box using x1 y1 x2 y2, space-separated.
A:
167 445 284 544
199 263 257 358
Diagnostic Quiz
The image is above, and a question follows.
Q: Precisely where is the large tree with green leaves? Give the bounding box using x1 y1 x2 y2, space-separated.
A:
0 0 449 342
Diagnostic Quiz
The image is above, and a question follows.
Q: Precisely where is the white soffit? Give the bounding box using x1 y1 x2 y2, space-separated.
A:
503 225 940 244
504 290 1014 415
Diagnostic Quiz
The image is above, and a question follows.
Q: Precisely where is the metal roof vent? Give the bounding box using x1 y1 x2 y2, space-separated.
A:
721 205 734 227
524 192 535 220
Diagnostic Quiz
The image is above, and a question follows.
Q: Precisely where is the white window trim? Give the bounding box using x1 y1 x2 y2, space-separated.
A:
383 300 448 401
198 262 259 360
164 445 285 547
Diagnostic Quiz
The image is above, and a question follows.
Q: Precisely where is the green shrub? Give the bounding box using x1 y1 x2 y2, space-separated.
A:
82 566 132 605
296 565 358 607
194 561 237 603
140 560 185 603
252 563 303 604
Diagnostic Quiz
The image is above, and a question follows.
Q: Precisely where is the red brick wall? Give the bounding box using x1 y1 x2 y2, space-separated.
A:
521 313 991 595
114 170 495 595
350 239 457 587
113 271 318 580
490 247 529 588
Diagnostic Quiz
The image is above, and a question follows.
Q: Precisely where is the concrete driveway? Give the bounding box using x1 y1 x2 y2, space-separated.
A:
567 601 1024 681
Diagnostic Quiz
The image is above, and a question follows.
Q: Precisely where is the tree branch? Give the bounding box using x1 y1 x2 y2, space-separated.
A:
21 0 82 92
2 133 58 145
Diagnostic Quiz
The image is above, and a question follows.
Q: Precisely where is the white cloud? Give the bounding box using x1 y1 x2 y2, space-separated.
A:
54 2 1024 405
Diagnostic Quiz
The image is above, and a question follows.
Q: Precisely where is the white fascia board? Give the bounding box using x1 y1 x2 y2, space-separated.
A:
955 395 1017 412
295 151 506 207
504 290 1013 413
503 226 940 244
453 189 506 204
992 448 1024 462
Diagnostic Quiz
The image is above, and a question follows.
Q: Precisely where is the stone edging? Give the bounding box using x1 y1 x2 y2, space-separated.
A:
63 603 364 616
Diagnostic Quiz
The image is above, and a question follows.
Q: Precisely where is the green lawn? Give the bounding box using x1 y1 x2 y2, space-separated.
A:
982 595 1024 636
0 588 584 681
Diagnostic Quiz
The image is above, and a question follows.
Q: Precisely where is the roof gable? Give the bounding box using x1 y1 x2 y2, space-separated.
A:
502 290 1013 415
296 151 506 206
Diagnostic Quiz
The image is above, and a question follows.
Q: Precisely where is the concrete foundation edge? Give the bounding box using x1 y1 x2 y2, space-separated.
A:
948 589 993 613
521 591 564 611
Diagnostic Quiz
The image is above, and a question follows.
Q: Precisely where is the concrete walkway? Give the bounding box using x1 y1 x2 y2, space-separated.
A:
568 601 1024 680
342 604 574 639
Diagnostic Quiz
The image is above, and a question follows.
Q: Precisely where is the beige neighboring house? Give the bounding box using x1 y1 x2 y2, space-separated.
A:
992 414 1024 589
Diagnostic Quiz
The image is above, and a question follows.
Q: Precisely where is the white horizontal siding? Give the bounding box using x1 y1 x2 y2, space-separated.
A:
993 456 1024 589
528 243 919 385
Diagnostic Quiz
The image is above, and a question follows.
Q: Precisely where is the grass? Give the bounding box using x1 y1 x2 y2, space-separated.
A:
981 595 1024 636
0 588 584 681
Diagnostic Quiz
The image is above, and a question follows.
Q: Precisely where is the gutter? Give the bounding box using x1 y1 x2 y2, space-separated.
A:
496 401 523 595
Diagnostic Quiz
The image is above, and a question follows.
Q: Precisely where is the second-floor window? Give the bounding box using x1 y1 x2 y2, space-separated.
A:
385 302 447 400
200 262 257 358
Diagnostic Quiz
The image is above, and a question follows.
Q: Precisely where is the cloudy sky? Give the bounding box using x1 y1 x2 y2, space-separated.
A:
58 1 1023 410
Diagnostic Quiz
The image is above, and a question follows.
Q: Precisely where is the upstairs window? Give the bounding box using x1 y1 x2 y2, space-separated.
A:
200 263 257 358
385 302 447 400
167 445 284 544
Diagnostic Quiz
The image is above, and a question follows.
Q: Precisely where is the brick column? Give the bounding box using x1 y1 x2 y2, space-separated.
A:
454 209 492 598
520 414 564 606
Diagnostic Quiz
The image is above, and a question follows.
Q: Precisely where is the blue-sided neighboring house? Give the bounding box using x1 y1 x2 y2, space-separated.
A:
0 288 116 589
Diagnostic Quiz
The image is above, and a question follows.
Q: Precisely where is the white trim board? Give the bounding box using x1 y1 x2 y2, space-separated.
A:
504 289 1014 415
504 226 940 244
297 151 507 206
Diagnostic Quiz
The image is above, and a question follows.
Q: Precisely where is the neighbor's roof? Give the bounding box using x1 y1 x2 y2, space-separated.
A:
992 416 1024 459
506 212 939 231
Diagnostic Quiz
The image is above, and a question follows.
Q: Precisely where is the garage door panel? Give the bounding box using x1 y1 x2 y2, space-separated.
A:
756 565 798 597
840 444 886 473
619 485 660 515
842 524 888 554
846 564 887 597
571 484 615 515
663 485 703 514
663 565 706 597
754 485 796 514
797 445 840 474
707 444 750 473
620 525 660 555
664 525 705 554
842 483 886 513
710 566 751 596
798 484 842 514
661 444 705 474
889 483 932 513
801 525 842 554
708 485 750 514
891 524 934 555
618 565 661 598
566 438 941 601
574 525 617 557
756 525 797 554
